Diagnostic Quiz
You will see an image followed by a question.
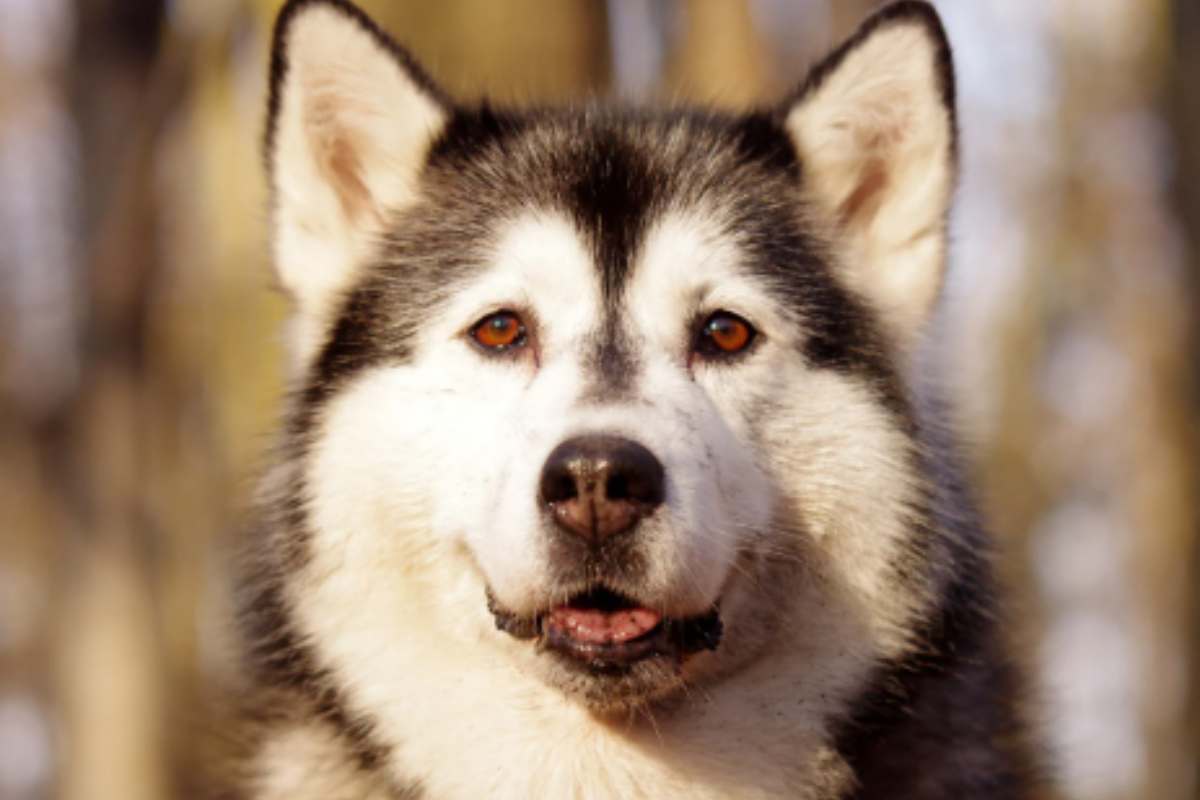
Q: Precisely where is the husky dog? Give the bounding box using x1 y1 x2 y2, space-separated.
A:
226 0 1038 796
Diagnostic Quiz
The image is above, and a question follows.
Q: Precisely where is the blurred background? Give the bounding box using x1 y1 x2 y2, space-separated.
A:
0 0 1196 798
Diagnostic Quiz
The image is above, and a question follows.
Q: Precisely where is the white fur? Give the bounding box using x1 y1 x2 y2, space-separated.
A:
279 211 930 797
254 722 396 799
257 6 955 797
629 213 933 651
271 4 447 369
786 19 954 347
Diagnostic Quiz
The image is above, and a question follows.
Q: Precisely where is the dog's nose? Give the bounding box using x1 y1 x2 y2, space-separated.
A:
539 435 665 544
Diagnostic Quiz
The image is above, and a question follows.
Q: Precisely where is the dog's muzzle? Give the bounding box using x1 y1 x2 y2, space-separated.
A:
487 433 722 668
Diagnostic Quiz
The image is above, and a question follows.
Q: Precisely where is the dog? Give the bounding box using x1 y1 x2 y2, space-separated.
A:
221 0 1040 796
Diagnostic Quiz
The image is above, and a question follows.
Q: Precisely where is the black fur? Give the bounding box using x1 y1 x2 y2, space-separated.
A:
730 111 803 178
229 1 1039 797
564 128 658 305
834 415 1042 797
835 574 1036 799
234 526 402 785
583 314 642 398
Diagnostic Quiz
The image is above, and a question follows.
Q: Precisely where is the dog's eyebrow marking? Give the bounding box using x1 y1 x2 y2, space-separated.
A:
555 125 661 404
565 127 659 311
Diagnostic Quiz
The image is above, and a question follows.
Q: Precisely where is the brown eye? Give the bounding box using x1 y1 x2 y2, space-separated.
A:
471 311 526 351
699 311 756 357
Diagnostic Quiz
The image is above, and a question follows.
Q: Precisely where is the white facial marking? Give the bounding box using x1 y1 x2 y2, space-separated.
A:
290 200 930 796
253 0 977 795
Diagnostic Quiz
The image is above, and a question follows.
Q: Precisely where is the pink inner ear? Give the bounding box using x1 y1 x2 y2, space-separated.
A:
304 91 374 223
323 132 372 222
838 158 889 229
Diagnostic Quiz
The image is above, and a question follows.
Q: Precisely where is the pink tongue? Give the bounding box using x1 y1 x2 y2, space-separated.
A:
548 606 663 645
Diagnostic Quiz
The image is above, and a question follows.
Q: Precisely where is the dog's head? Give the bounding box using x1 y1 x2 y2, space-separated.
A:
261 0 956 715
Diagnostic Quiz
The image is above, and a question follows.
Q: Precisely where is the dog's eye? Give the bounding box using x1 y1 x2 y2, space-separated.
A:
697 311 756 357
471 310 527 351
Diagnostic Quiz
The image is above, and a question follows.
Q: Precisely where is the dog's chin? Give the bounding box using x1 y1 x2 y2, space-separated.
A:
487 586 723 712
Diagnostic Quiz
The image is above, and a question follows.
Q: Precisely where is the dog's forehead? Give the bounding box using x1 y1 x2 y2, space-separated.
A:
425 108 800 300
482 205 747 311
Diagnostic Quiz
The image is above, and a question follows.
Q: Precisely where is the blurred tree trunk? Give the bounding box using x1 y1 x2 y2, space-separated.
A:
56 1 175 799
667 1 769 106
1166 2 1200 798
1171 0 1200 363
343 0 610 101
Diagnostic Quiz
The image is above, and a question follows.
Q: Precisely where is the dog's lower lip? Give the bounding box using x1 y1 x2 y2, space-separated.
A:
487 587 723 667
540 607 723 668
546 603 663 645
542 615 667 666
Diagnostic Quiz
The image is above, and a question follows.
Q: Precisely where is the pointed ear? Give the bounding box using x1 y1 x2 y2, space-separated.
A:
784 1 956 346
265 0 449 340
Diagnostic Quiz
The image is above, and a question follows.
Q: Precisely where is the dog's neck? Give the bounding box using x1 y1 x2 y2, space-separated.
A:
258 653 858 800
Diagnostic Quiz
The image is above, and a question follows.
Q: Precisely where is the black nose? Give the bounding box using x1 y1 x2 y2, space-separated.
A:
539 435 665 544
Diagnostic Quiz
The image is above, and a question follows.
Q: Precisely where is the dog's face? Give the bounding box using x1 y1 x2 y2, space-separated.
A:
264 1 956 714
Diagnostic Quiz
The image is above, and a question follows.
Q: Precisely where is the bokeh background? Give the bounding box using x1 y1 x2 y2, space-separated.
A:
0 1 1196 798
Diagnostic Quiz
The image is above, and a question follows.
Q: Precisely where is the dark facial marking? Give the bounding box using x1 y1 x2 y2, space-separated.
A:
314 283 407 386
426 101 524 168
730 111 802 178
717 172 909 414
566 129 658 307
582 314 641 399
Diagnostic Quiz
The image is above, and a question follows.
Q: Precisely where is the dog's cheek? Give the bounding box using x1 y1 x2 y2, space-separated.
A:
452 423 547 613
308 369 447 569
756 368 933 657
432 361 560 613
677 369 776 566
631 399 762 610
290 369 452 673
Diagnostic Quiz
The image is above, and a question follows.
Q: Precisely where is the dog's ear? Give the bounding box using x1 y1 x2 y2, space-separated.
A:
784 1 955 346
266 0 449 356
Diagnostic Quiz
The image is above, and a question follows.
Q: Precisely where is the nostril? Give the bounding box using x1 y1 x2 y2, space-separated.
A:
610 445 665 507
605 474 629 501
540 467 578 505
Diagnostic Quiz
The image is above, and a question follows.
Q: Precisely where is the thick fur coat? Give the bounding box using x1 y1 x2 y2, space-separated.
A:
214 2 1041 797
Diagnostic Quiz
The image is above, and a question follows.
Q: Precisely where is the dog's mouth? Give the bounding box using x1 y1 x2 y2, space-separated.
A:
488 586 722 670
